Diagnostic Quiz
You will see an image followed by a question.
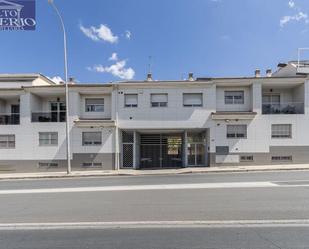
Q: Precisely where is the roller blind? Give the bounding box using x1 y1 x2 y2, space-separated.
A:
82 132 102 145
183 93 202 106
125 94 138 106
151 94 168 103
86 98 104 105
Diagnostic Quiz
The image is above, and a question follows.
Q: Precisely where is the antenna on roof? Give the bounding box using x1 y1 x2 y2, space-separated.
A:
297 48 309 74
148 55 152 74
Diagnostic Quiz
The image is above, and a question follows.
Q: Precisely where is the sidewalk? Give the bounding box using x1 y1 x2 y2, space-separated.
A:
1 164 309 180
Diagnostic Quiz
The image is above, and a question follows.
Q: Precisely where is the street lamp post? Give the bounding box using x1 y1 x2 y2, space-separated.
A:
48 0 71 174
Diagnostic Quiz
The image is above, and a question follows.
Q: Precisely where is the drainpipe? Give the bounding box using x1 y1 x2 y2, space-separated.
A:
114 84 120 170
183 130 188 167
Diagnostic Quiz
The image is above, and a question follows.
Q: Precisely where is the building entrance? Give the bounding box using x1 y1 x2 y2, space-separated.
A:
140 134 183 169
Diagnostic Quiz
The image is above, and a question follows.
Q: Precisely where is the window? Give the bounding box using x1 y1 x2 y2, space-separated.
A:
38 162 58 168
151 93 168 107
225 91 244 104
271 124 292 138
39 132 58 146
227 125 247 138
216 146 229 155
0 135 15 149
240 155 254 162
262 94 280 104
82 162 102 167
183 93 203 107
82 132 102 146
124 94 138 107
272 156 292 162
85 98 104 112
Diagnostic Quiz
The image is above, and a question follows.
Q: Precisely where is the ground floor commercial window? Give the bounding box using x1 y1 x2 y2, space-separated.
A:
82 132 102 146
187 131 206 166
0 135 15 149
39 132 58 146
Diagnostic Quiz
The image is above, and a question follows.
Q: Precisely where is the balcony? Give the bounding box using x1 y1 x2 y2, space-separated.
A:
262 102 304 114
31 111 66 122
0 113 20 125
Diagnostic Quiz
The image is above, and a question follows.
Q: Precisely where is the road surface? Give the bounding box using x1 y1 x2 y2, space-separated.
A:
1 170 309 248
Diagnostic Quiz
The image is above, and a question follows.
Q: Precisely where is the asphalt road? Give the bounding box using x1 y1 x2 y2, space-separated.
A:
1 170 309 248
2 227 309 249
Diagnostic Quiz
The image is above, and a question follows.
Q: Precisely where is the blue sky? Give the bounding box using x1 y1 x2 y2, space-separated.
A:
1 0 309 83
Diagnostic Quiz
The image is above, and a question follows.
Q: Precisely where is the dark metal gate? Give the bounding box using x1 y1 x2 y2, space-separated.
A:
140 134 182 169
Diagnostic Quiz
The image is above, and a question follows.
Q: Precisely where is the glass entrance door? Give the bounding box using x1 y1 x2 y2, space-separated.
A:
187 131 206 166
50 102 66 122
11 105 20 124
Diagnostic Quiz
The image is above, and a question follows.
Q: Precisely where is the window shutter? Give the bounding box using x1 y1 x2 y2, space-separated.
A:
125 94 138 105
151 94 167 103
86 98 104 105
183 93 202 106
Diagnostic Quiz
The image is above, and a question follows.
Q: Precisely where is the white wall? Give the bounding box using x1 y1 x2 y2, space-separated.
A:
216 86 252 112
71 127 115 153
117 84 215 129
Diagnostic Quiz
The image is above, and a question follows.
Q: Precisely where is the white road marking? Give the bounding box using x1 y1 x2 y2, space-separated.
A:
0 182 278 195
1 220 309 230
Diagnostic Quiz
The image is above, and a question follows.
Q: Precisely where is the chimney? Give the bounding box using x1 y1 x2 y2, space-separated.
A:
188 72 194 81
147 73 153 81
68 77 75 84
255 69 261 78
266 69 272 77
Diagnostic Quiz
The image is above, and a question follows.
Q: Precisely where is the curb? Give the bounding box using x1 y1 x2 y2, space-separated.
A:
1 166 309 180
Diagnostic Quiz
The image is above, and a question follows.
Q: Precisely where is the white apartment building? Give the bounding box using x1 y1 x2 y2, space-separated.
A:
0 61 308 172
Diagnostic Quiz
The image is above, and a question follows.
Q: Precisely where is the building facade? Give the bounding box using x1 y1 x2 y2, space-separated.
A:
0 62 309 172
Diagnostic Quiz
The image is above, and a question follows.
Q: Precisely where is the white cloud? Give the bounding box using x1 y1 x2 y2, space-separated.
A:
88 56 135 80
48 76 64 84
280 11 309 27
280 1 309 27
125 30 131 40
109 52 118 61
79 24 118 43
288 0 295 8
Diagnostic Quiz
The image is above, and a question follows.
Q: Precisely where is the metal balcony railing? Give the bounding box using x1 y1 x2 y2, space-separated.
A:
0 113 20 125
31 111 66 122
262 102 304 114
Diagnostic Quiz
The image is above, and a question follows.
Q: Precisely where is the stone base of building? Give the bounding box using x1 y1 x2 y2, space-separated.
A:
210 146 309 166
0 153 115 173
